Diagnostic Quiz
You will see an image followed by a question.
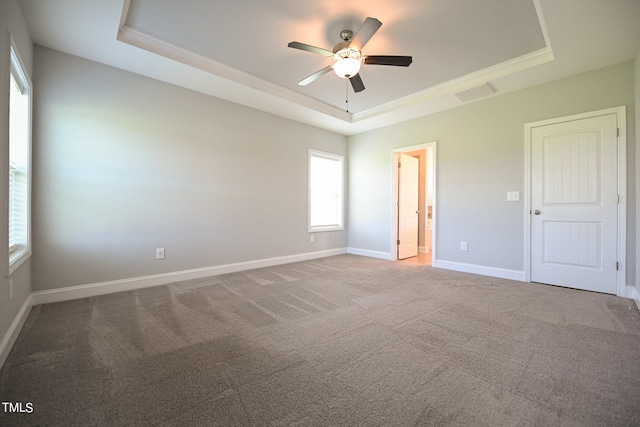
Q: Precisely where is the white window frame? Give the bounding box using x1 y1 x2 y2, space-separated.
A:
8 36 32 273
308 149 344 232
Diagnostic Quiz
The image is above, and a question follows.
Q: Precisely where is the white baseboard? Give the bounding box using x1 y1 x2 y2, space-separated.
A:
418 246 430 253
0 294 33 370
6 252 637 371
625 286 640 310
434 260 526 282
31 248 347 306
347 247 394 261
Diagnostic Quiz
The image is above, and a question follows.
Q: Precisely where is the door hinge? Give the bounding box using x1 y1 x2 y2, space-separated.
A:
398 162 401 168
397 240 400 245
616 262 619 271
616 194 620 204
617 128 620 137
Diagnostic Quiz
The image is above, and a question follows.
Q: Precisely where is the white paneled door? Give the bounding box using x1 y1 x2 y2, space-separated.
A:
530 113 618 294
398 154 419 259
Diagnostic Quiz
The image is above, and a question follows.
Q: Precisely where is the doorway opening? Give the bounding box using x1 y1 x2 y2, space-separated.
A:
392 142 436 265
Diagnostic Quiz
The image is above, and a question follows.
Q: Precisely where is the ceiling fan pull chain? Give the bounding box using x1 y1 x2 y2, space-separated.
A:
346 79 349 113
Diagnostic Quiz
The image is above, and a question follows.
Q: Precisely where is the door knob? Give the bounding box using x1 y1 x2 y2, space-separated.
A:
533 210 541 215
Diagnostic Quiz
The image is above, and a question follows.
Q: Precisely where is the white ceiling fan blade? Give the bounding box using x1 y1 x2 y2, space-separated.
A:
288 42 333 57
349 17 382 51
298 65 333 86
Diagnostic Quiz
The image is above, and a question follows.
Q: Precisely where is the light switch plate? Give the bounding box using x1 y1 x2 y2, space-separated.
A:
507 191 520 201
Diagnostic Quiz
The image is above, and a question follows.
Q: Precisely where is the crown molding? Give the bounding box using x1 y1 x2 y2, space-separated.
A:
117 0 554 131
117 25 350 121
352 46 554 122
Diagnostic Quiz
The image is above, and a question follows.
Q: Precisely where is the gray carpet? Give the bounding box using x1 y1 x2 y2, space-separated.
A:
1 254 640 426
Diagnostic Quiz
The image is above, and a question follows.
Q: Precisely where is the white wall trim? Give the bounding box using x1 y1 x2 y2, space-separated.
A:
31 248 347 306
391 142 437 262
116 4 349 123
0 294 33 370
117 1 554 132
626 286 640 310
347 247 394 260
434 260 526 282
353 47 554 122
3 249 636 371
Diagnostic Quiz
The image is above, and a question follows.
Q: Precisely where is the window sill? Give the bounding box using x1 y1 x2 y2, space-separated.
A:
309 226 344 232
9 247 31 275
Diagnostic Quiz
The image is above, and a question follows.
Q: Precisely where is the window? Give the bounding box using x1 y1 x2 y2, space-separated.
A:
9 41 31 272
308 150 344 232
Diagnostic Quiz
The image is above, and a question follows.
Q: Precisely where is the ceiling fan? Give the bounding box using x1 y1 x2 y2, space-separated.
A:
288 17 412 93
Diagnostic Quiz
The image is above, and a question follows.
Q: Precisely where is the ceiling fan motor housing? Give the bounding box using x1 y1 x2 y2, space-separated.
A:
332 31 362 79
340 29 353 42
332 46 362 61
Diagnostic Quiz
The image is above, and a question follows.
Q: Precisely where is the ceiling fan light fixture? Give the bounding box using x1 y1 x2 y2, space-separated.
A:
332 48 362 79
333 57 362 78
288 17 412 92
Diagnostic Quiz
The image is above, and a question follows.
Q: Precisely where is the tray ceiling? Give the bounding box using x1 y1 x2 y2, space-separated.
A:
20 0 640 135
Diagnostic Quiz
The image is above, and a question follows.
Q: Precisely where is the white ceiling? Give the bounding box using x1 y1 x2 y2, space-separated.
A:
20 0 640 135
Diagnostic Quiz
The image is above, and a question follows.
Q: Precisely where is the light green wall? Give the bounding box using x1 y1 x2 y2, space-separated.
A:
31 47 347 291
348 62 636 284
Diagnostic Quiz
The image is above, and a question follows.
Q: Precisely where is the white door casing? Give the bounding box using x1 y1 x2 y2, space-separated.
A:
391 142 437 263
527 108 625 295
398 153 419 259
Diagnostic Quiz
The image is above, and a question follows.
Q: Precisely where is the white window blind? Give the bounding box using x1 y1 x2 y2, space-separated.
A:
9 162 16 252
309 150 344 232
9 43 31 270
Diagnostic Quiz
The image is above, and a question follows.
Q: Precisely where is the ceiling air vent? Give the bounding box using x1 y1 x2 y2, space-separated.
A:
454 82 496 102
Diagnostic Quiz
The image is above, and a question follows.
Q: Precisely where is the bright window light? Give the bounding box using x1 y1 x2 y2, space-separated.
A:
9 40 32 272
309 150 344 232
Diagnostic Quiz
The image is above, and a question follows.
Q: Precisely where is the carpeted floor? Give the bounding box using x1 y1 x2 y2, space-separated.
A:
1 254 640 426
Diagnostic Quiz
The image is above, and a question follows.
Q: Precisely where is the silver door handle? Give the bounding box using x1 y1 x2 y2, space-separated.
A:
533 210 541 215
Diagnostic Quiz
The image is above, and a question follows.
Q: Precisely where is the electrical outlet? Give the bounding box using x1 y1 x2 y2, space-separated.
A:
156 248 165 259
9 279 13 301
507 191 520 201
460 242 468 251
310 235 315 243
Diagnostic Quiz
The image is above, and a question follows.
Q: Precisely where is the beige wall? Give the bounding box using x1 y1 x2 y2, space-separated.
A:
31 47 347 292
0 0 33 364
348 61 636 285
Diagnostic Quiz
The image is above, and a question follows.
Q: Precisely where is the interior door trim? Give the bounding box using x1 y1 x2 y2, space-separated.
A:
391 142 437 262
523 106 627 297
